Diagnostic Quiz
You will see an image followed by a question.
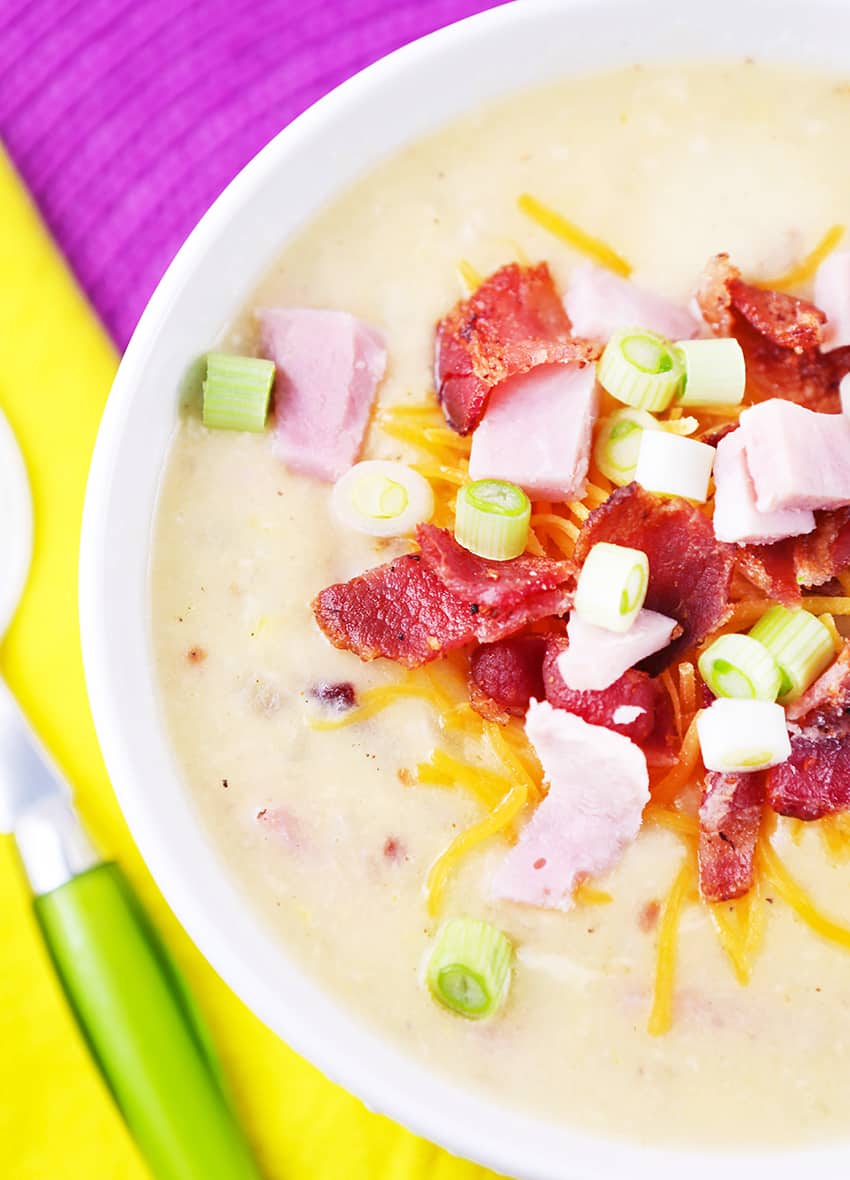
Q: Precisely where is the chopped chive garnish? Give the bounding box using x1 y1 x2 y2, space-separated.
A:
598 328 684 413
674 338 746 407
574 541 648 633
332 460 434 537
202 352 275 432
749 605 834 703
593 408 660 487
696 698 791 773
454 479 531 560
698 633 782 702
425 916 513 1019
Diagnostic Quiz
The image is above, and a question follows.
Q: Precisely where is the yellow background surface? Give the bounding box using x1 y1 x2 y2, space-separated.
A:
0 149 498 1180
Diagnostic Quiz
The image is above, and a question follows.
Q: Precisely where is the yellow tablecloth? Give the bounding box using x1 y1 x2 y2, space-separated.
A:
0 149 497 1180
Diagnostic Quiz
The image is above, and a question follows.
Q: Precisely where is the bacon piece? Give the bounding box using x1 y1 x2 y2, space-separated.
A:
795 506 850 586
735 540 801 606
737 505 850 602
543 635 660 742
786 643 850 736
766 734 850 820
313 554 480 666
314 537 573 669
434 262 600 434
469 635 548 723
698 771 765 902
696 253 850 413
416 524 574 609
574 483 734 670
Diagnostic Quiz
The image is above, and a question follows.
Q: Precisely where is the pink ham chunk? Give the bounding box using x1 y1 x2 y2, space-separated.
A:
815 251 850 353
740 399 850 513
491 701 649 911
563 262 700 343
259 308 386 482
557 609 678 692
713 428 815 545
468 362 597 500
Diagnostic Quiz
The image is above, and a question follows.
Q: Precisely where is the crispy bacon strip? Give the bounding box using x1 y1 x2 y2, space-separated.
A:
697 253 850 413
542 635 661 743
417 523 574 608
766 734 850 820
313 529 574 669
434 262 600 434
574 483 734 671
468 634 548 723
786 643 850 736
737 506 850 603
698 771 766 902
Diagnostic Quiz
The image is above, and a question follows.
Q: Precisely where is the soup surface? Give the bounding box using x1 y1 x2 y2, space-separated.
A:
152 63 850 1147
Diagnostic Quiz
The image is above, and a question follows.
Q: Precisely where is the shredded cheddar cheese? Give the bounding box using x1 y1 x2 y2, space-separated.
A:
758 224 845 290
651 714 703 807
425 778 528 914
759 838 850 951
517 192 633 277
574 882 614 905
820 612 844 655
648 854 697 1036
660 669 684 744
457 258 483 294
708 884 766 985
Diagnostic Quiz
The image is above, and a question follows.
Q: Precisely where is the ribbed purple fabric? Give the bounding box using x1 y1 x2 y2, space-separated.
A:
0 0 505 347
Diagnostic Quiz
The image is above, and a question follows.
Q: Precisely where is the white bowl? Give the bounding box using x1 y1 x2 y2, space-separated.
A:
80 1 850 1176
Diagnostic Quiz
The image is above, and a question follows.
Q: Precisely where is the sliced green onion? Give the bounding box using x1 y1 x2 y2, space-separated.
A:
425 916 513 1019
202 352 275 431
696 699 791 773
593 408 660 486
332 460 434 537
749 605 834 703
574 541 649 633
698 633 782 702
634 430 714 502
598 328 684 412
674 338 746 407
455 479 530 560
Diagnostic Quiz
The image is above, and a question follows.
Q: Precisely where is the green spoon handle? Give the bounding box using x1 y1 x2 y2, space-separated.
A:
34 861 263 1180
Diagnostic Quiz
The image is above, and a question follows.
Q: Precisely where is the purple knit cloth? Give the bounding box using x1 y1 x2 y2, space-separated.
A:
0 0 504 347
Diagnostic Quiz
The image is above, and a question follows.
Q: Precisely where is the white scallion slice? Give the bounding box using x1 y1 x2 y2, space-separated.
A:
634 429 714 502
455 479 530 560
425 917 512 1020
202 352 275 431
331 460 434 537
674 338 746 407
593 408 661 486
574 541 649 633
598 327 684 412
749 605 834 703
698 633 782 702
696 699 791 773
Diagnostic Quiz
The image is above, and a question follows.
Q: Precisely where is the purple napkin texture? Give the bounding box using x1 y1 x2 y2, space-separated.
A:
0 0 505 347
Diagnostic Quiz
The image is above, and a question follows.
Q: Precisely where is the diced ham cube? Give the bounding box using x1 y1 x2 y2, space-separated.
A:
740 399 850 513
259 308 386 482
713 428 815 545
564 262 700 343
468 363 597 501
491 701 649 911
815 251 850 353
556 609 678 692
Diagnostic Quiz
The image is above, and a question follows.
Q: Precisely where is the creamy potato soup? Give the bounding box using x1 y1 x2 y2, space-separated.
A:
152 64 850 1148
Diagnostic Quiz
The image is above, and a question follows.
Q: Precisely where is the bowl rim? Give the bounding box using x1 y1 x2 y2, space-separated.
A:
80 1 850 1176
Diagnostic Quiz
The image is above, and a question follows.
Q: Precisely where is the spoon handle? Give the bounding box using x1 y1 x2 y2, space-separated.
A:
33 860 264 1180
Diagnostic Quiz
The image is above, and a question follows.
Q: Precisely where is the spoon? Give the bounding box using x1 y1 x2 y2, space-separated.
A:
0 406 263 1180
